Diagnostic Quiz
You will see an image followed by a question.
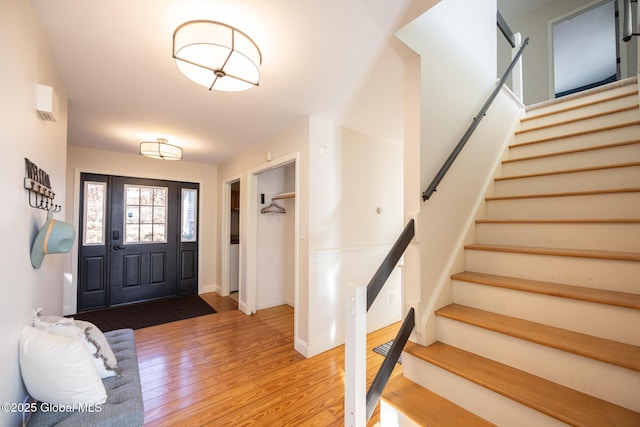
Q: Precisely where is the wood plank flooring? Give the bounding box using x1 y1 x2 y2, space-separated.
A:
136 292 401 426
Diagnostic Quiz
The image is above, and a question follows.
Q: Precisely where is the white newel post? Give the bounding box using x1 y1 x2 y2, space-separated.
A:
512 32 524 102
345 284 367 427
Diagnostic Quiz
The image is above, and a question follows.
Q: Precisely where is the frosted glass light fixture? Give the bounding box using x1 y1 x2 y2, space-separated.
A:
173 20 262 92
139 138 183 160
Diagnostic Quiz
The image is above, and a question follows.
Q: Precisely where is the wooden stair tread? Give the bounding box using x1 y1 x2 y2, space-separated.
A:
404 341 640 427
503 139 640 165
509 120 640 149
516 105 640 135
495 162 640 181
464 243 640 262
485 187 640 201
451 271 640 310
435 304 640 371
381 376 495 426
522 90 639 122
476 218 640 224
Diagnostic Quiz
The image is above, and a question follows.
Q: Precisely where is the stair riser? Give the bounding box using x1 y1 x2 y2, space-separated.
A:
494 166 640 197
502 143 640 176
402 353 568 427
485 193 640 220
452 280 640 345
525 84 639 120
437 318 640 412
475 222 640 252
516 108 640 144
509 125 640 158
520 93 639 131
464 249 640 293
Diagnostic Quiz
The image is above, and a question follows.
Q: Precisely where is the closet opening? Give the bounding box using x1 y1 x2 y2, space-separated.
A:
245 152 300 352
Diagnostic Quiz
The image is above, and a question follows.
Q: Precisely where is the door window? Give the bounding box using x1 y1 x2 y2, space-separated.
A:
181 189 198 242
83 181 106 245
124 185 168 243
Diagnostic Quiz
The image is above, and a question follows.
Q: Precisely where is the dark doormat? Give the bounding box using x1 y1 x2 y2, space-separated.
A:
373 340 402 364
70 295 217 332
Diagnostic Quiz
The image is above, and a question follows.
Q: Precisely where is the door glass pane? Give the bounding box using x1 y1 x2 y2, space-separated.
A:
83 181 106 245
124 185 168 244
181 189 197 242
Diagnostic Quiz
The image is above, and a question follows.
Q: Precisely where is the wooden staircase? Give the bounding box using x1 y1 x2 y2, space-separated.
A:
381 78 640 426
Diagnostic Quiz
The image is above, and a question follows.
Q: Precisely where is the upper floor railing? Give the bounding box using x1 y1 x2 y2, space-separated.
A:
623 0 639 42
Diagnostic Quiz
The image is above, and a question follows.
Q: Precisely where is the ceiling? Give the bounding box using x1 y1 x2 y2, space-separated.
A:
29 0 548 165
29 0 421 164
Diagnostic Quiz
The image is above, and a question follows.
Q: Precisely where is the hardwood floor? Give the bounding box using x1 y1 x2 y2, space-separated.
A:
136 292 402 426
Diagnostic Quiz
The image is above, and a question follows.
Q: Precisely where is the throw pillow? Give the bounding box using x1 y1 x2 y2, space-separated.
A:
33 310 120 378
19 326 107 406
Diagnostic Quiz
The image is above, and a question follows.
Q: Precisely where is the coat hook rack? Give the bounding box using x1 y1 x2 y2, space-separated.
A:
24 158 62 213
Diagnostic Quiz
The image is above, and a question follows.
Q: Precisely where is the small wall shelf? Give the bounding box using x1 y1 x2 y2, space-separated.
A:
272 192 295 200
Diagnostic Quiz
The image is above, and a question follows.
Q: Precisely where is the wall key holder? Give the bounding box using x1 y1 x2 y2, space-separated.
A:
24 158 61 212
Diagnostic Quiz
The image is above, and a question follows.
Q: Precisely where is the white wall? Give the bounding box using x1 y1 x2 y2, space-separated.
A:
65 146 218 314
397 0 524 343
0 2 68 425
306 119 404 356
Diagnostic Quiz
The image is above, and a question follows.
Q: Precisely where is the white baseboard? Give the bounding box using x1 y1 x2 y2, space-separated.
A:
200 283 217 294
294 337 310 358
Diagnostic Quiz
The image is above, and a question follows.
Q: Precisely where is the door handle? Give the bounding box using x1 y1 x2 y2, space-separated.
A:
111 245 123 251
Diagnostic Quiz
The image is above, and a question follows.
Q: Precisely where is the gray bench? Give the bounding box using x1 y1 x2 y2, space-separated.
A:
27 329 144 427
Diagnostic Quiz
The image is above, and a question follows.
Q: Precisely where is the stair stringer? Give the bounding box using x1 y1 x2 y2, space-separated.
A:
413 87 524 346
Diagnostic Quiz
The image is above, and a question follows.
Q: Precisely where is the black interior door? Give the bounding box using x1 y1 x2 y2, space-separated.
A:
78 174 198 311
109 176 178 306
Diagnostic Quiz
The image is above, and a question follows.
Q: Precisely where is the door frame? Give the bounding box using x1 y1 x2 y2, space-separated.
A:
220 174 241 301
68 167 204 315
245 153 300 330
547 0 627 99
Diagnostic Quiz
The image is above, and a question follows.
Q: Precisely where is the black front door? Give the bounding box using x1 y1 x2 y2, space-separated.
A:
78 174 198 311
108 176 178 305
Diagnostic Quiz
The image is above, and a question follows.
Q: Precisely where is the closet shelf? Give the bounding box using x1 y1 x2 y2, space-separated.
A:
272 192 295 200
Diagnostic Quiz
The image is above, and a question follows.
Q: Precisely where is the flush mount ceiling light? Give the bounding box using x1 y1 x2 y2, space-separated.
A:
173 20 262 92
140 138 183 160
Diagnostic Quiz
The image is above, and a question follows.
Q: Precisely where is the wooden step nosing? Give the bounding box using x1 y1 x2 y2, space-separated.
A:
405 342 640 426
450 271 640 310
464 243 640 262
522 91 639 123
382 376 496 426
435 304 640 371
509 120 640 149
503 139 640 165
486 187 640 201
476 218 640 224
495 162 640 181
516 105 640 135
